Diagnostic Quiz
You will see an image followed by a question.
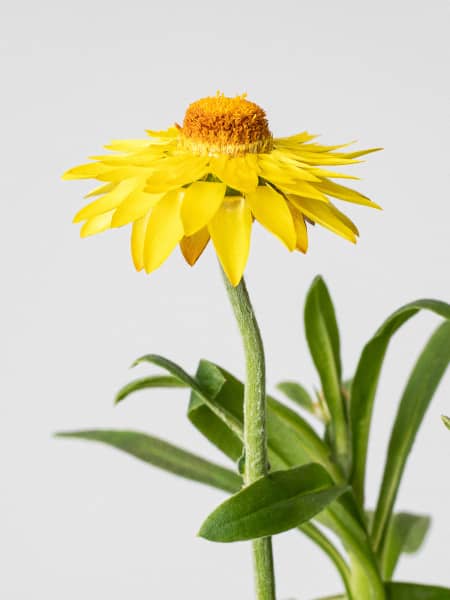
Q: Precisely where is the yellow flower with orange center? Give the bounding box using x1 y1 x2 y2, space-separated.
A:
63 93 381 285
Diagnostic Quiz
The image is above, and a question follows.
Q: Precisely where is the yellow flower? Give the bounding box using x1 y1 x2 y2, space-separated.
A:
63 93 381 286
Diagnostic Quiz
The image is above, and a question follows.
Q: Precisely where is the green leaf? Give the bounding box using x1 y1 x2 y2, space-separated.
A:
188 360 243 462
133 354 243 440
300 522 351 596
304 276 347 464
386 582 450 599
111 359 361 569
317 501 385 599
372 321 450 554
198 463 348 542
188 360 339 478
381 512 431 579
115 375 187 404
305 276 342 380
316 585 450 600
442 415 450 430
276 381 316 415
267 396 342 482
350 299 450 505
56 429 242 493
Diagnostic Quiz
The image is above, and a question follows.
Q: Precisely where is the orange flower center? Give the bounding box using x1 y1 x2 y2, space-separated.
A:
178 93 273 156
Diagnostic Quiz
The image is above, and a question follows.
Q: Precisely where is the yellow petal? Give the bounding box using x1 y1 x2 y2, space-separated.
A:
299 141 356 153
179 227 210 266
112 190 164 227
62 162 111 180
258 154 319 185
288 196 358 242
144 155 209 193
288 204 308 253
90 144 170 167
274 132 318 145
308 168 359 181
326 203 359 236
80 210 114 237
275 179 329 203
97 166 153 182
84 182 116 198
144 189 185 273
210 156 258 193
277 148 361 167
245 186 296 250
131 211 152 271
342 147 382 159
89 154 152 166
315 180 381 209
208 197 252 286
243 153 261 176
73 178 139 223
181 181 226 236
261 150 321 182
146 126 179 140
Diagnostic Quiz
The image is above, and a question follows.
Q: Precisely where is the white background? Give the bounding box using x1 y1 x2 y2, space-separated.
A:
1 1 449 598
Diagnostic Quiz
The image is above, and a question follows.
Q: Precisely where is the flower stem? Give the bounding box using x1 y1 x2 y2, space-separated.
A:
223 272 276 600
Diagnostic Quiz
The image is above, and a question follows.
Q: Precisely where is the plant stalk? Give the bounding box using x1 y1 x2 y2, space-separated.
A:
223 272 276 600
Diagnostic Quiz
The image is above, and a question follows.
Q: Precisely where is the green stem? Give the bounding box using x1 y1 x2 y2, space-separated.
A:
319 506 386 600
223 273 276 600
299 523 352 598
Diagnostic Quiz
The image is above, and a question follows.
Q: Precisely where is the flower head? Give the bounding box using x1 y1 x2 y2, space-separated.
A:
63 93 381 285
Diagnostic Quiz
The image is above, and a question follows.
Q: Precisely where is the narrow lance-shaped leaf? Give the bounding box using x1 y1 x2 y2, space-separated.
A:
132 354 243 440
442 415 450 430
188 360 243 462
198 463 348 542
114 357 241 462
115 374 187 404
191 366 362 539
315 585 450 600
386 582 450 599
380 512 431 579
304 276 348 466
119 359 339 481
70 363 354 593
300 522 352 598
186 364 372 592
116 359 331 473
56 429 242 494
267 397 343 483
189 360 340 478
305 276 342 379
350 299 450 505
114 358 361 560
371 321 450 555
192 362 363 534
186 361 367 591
115 358 364 559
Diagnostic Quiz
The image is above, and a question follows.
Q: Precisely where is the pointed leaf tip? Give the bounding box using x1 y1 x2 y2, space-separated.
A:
114 374 187 404
372 320 450 554
350 298 450 505
55 429 242 493
304 276 343 447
